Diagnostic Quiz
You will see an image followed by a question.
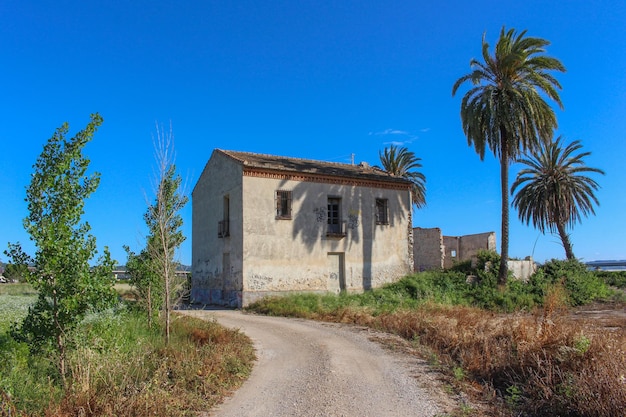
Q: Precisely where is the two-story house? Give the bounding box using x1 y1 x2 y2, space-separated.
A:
191 149 414 307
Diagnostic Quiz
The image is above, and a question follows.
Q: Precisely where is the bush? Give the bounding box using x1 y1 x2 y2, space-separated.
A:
594 270 626 289
535 259 611 305
1 307 255 416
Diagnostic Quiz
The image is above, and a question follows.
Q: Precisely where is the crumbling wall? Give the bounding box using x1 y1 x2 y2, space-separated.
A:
442 235 460 269
459 232 496 264
414 228 497 270
413 227 444 271
508 257 537 282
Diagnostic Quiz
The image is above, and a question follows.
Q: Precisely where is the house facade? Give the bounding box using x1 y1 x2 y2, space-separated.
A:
191 149 414 307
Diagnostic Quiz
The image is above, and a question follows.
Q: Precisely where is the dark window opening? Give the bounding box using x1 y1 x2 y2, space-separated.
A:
276 190 292 219
375 198 389 225
327 197 345 237
218 195 230 238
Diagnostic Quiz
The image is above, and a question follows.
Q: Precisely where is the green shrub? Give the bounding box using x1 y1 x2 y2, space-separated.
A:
536 259 611 305
594 270 626 288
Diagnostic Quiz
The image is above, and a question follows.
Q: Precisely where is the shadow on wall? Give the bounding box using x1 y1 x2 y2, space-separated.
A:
287 178 410 292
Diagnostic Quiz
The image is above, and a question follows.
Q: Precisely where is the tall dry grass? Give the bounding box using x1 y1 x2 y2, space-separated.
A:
250 285 626 416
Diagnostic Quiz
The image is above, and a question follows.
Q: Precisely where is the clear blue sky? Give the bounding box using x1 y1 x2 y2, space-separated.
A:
1 0 625 266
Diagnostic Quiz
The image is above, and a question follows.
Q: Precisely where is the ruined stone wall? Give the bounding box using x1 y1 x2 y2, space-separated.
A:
414 229 497 270
508 257 537 282
458 232 496 264
442 235 460 269
413 227 444 271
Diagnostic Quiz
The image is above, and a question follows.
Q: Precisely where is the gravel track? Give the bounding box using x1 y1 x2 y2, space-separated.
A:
181 310 447 417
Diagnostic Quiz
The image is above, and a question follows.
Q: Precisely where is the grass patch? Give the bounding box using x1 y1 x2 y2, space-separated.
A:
1 306 255 416
0 284 37 333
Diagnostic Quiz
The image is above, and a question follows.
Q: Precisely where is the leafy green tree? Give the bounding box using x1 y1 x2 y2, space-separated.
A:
8 113 117 384
2 243 32 282
123 245 162 326
511 137 604 260
452 27 565 284
143 123 188 343
378 144 426 208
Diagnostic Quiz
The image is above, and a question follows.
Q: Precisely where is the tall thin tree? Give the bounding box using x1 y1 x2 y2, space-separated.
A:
511 137 604 260
144 123 188 343
378 144 426 208
8 114 117 384
452 27 565 284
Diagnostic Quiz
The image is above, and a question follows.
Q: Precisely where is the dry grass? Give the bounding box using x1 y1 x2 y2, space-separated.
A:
370 305 626 416
58 315 254 417
250 288 626 416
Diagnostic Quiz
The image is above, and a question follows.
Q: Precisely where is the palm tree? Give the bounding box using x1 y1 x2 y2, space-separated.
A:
511 137 604 260
452 27 565 285
379 144 426 208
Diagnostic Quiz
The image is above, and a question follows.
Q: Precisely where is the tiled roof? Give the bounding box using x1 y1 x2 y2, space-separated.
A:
218 149 411 186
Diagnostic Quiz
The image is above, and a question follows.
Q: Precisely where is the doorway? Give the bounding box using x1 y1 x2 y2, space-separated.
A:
327 252 346 294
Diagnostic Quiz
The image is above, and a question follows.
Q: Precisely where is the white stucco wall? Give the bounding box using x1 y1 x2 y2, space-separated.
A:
239 175 413 306
191 151 244 306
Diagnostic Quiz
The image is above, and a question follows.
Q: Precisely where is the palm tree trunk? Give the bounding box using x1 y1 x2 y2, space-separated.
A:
498 132 510 286
556 221 575 260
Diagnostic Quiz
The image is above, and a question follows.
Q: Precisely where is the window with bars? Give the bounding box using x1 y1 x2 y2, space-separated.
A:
375 198 389 225
327 197 343 235
276 190 292 219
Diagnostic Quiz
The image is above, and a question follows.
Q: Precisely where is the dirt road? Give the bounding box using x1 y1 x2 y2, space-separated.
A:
182 310 447 417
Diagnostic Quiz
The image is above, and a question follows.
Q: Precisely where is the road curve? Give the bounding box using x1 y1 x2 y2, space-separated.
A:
181 310 444 417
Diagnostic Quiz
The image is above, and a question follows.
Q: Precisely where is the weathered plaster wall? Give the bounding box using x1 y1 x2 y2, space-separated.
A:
413 227 444 271
443 232 496 268
191 151 244 307
457 232 496 268
442 235 460 269
508 257 537 282
239 176 413 306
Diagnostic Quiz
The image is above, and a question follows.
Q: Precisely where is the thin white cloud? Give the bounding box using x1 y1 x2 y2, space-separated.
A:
369 128 410 136
383 140 408 146
370 128 424 146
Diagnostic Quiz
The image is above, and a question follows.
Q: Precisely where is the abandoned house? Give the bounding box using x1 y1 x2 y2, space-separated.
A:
191 149 414 307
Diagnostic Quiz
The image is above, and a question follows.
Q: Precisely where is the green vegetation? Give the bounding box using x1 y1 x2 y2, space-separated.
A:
0 284 37 333
6 114 118 384
594 270 626 289
452 27 566 285
1 294 255 416
512 137 605 260
378 144 427 208
1 118 252 417
125 123 188 343
247 255 625 416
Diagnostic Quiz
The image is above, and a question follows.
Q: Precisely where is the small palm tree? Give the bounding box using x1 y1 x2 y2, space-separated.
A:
452 27 565 284
379 144 426 208
511 137 604 260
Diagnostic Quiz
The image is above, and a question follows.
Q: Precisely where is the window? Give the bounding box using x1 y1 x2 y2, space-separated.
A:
218 195 230 238
327 197 344 236
276 190 292 219
375 198 389 225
